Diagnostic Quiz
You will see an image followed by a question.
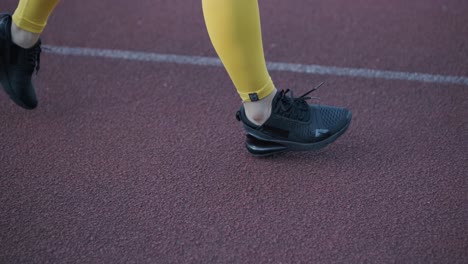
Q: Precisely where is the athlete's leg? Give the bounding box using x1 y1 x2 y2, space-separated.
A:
12 0 60 48
202 0 276 125
202 0 352 155
0 0 60 109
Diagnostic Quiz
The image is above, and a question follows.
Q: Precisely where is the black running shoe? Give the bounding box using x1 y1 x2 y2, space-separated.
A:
236 83 352 156
0 13 41 109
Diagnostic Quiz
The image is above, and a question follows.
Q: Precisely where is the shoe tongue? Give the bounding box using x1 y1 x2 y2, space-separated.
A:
271 90 284 106
272 90 295 108
271 89 312 122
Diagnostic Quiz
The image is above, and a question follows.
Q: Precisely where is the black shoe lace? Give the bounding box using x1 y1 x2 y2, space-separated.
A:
275 82 324 121
29 42 41 74
15 41 41 74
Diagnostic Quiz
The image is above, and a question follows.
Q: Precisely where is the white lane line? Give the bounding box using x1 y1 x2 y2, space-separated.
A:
43 45 468 86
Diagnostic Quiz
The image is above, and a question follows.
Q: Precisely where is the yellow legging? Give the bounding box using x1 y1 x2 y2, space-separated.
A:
12 0 60 34
11 0 274 102
202 0 275 102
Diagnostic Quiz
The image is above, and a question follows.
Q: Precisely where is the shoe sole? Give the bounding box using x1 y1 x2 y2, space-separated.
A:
244 112 352 156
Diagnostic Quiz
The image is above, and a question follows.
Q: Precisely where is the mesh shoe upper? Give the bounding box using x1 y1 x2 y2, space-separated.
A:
238 86 351 144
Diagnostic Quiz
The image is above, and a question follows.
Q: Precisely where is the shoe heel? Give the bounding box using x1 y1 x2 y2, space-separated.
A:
245 134 287 156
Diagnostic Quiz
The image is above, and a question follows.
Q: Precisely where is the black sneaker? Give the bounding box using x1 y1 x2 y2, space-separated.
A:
236 83 352 156
0 13 41 109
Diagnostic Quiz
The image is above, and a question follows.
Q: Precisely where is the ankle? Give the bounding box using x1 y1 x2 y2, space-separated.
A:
243 89 277 126
10 22 40 49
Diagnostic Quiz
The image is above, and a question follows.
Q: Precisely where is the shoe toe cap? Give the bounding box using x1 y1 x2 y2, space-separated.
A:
11 87 38 109
18 89 38 109
22 97 38 109
319 106 351 133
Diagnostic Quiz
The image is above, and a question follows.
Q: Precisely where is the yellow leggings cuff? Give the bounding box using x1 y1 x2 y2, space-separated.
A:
238 77 276 102
12 14 46 34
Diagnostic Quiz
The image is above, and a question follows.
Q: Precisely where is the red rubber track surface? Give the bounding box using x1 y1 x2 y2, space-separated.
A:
1 0 467 263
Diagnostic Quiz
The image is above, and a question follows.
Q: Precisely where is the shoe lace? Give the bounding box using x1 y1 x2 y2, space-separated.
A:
15 41 42 74
29 43 41 74
275 82 324 121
